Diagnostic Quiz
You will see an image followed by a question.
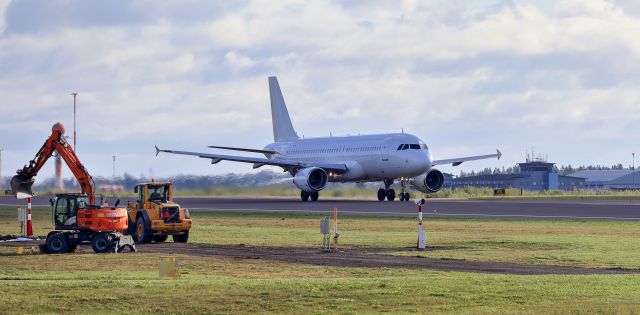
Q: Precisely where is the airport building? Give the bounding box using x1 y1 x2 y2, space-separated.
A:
567 170 640 190
447 160 586 192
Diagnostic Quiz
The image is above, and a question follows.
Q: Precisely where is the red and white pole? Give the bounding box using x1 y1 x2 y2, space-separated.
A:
26 197 33 237
417 203 426 250
72 92 78 152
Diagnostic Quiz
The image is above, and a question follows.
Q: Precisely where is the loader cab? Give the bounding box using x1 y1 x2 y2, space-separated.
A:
51 194 90 230
133 180 174 208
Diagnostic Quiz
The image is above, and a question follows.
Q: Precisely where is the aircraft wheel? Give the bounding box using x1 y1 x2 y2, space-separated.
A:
46 233 69 254
300 191 310 202
310 191 319 201
377 189 386 201
404 192 411 201
387 189 396 201
399 192 406 202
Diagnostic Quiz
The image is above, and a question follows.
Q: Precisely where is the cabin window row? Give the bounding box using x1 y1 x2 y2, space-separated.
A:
286 146 382 155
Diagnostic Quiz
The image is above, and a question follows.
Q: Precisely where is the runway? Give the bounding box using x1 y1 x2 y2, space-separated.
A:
2 196 640 220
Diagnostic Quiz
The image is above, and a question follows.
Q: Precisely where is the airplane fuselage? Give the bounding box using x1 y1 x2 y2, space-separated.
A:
265 133 432 182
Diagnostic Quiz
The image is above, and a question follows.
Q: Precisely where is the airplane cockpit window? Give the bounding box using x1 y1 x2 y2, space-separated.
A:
402 144 409 150
410 144 420 150
397 144 403 150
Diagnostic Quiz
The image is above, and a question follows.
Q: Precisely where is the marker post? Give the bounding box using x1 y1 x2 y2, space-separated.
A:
417 200 426 250
26 197 33 237
333 207 339 249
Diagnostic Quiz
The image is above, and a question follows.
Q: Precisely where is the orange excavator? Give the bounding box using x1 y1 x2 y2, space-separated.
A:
11 123 135 253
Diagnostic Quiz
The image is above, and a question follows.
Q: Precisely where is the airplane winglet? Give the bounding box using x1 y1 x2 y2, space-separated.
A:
155 145 160 156
497 149 502 160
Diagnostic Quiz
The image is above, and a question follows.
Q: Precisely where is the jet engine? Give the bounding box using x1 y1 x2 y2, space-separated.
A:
293 167 328 193
409 169 445 193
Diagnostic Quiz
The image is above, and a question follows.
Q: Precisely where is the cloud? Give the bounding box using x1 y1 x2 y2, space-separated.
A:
1 0 640 177
224 51 255 69
0 0 10 33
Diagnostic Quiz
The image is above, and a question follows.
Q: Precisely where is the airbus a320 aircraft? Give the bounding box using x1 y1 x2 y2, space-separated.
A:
157 76 501 202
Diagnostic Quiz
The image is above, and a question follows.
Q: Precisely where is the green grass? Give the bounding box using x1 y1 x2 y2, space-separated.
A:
1 207 640 314
32 184 640 201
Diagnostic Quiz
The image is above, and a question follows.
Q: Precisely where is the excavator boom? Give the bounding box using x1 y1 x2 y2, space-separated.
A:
11 123 95 203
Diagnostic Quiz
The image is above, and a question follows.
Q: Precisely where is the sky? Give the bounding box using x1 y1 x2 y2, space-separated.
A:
1 0 640 179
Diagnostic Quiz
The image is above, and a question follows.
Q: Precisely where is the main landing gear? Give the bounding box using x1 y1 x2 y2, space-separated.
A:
377 179 411 202
301 190 319 202
377 179 396 201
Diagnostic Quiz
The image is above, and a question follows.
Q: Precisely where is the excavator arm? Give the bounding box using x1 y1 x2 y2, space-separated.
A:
11 123 95 203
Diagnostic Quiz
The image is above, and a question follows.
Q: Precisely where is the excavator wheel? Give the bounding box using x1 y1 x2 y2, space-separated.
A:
91 233 114 253
46 233 69 254
153 235 168 243
172 231 189 243
136 216 153 243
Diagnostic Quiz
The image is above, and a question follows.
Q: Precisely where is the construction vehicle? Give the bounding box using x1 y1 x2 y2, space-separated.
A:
10 123 135 254
127 180 192 243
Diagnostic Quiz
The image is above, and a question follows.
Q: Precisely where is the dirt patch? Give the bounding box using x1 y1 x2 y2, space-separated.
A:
137 243 638 275
1 239 637 275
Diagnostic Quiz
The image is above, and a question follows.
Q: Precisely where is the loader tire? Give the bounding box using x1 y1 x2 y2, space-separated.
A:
136 216 153 243
153 235 168 243
172 231 189 243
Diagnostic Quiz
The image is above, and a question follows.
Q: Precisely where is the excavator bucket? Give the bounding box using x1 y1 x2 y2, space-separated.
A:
11 175 35 199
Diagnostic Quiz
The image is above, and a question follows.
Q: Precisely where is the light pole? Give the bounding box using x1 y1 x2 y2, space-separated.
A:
112 155 116 179
71 92 78 152
633 152 636 190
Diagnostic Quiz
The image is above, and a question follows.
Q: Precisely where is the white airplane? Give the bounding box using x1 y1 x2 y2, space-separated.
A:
156 76 501 202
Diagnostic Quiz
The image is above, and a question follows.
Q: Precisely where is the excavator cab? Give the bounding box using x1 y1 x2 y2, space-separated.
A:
51 194 90 230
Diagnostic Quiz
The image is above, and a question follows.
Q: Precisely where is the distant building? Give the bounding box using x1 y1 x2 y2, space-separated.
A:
568 170 640 190
449 160 586 192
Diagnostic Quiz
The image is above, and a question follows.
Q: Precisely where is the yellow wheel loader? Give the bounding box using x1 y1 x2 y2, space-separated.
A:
127 180 192 243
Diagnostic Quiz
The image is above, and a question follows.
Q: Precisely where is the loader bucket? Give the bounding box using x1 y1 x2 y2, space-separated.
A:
11 175 35 199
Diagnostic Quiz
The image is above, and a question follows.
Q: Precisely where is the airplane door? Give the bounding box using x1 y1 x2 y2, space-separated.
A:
382 138 390 161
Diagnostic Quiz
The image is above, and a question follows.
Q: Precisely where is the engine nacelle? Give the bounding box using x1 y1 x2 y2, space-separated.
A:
293 167 328 193
409 169 445 193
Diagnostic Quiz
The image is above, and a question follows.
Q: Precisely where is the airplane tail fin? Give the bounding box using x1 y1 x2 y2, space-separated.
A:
269 76 299 142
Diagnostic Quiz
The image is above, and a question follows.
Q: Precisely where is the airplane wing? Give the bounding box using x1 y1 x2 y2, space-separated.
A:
155 146 348 173
432 149 502 167
207 145 277 156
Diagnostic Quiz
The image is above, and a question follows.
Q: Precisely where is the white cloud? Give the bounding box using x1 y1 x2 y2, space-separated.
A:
224 51 255 69
1 0 640 176
0 0 10 33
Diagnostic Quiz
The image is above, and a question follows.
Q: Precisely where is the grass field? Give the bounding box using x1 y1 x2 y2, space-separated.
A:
34 184 640 201
1 206 640 314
